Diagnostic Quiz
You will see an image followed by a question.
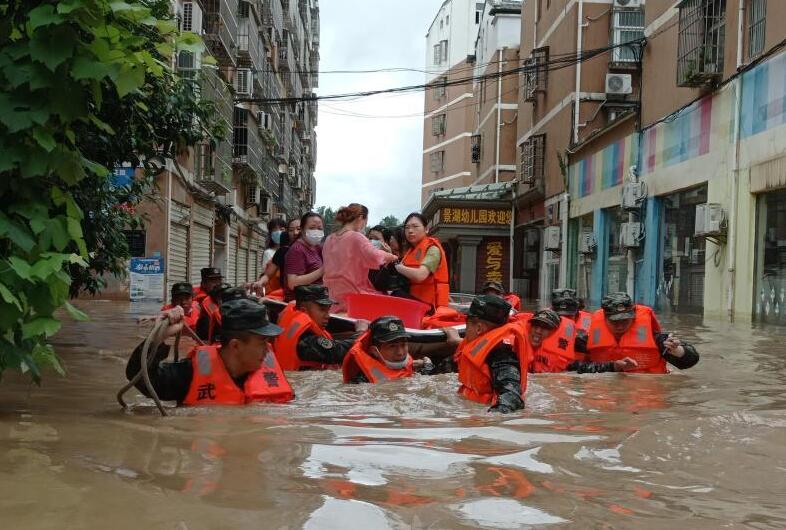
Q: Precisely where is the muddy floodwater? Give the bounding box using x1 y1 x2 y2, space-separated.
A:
2 300 786 529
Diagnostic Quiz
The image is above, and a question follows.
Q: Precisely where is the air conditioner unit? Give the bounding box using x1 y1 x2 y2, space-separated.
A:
578 232 597 254
235 68 252 95
259 196 272 215
613 0 642 8
288 166 296 180
621 222 642 248
606 73 633 96
181 1 203 35
694 203 726 236
621 181 646 210
544 226 561 251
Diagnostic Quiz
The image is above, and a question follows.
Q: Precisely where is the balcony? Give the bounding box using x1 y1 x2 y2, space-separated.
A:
237 17 263 72
204 0 238 66
676 0 726 87
262 0 284 33
199 63 233 138
233 107 263 179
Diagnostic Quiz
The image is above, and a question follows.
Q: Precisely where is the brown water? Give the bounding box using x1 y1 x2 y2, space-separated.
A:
2 301 786 529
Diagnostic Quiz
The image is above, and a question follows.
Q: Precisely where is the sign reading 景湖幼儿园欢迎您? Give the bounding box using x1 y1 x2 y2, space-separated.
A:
129 257 165 302
440 207 512 226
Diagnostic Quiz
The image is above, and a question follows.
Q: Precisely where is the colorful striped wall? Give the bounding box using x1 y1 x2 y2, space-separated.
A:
741 49 786 139
568 134 639 199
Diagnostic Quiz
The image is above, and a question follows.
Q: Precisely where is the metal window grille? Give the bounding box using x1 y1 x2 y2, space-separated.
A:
676 0 726 87
747 0 766 59
233 107 249 158
176 50 198 80
611 9 645 63
524 47 548 101
520 134 545 183
441 40 449 63
471 134 481 164
433 44 442 65
431 114 446 136
182 2 194 31
430 151 444 173
433 76 447 100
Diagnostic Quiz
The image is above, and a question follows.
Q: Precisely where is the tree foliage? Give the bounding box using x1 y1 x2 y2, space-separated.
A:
315 205 336 235
0 0 219 382
379 215 401 229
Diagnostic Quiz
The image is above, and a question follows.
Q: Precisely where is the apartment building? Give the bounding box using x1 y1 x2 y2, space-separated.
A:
115 0 319 300
563 0 786 325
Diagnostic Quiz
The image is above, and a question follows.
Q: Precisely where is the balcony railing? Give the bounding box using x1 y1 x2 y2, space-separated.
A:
233 107 263 177
237 17 263 72
204 0 238 66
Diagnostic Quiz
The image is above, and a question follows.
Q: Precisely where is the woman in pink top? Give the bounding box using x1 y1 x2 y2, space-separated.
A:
323 203 398 312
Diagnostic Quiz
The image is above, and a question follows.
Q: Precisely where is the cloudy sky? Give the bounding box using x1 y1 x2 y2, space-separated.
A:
314 0 444 225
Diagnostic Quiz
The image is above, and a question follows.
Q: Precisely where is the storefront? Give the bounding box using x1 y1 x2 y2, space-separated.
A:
754 188 786 325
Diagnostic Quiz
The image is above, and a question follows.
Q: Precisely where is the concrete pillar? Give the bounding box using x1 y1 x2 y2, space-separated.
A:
638 196 662 307
590 208 609 308
458 236 483 294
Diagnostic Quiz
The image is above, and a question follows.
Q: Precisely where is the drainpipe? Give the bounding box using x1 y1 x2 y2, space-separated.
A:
495 48 503 183
573 0 584 146
165 171 172 300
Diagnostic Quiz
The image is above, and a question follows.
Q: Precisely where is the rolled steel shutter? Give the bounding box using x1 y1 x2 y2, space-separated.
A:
190 202 214 284
250 249 259 280
226 226 238 286
169 202 190 294
237 238 248 285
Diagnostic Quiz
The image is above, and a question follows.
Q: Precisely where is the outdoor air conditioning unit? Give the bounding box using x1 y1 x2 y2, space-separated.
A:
621 181 646 210
544 226 561 251
235 68 252 95
578 232 597 255
613 0 642 8
259 196 272 216
694 203 726 237
180 1 203 34
621 222 642 248
606 73 633 96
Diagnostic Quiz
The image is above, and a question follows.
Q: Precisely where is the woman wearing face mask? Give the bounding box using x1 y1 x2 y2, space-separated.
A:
284 212 326 301
322 204 398 312
394 213 450 309
260 219 286 291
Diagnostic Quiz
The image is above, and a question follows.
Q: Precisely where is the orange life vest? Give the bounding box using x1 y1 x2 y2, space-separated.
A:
528 316 578 373
273 303 337 371
510 311 533 324
342 332 414 383
193 286 207 303
421 306 467 329
161 301 201 329
574 310 592 333
200 296 222 344
456 323 528 405
182 345 293 405
586 305 666 374
504 294 522 311
402 236 450 308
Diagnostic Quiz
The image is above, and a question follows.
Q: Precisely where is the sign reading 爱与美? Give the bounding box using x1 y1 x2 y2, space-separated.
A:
440 207 512 225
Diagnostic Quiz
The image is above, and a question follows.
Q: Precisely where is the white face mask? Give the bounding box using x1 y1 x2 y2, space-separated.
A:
304 229 324 245
383 357 409 370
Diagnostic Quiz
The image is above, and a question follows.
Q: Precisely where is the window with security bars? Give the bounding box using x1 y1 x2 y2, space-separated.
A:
611 9 644 64
431 114 446 136
524 47 548 101
676 0 726 87
520 134 545 183
471 134 481 164
441 40 448 63
233 107 249 157
430 151 444 173
433 76 447 100
433 43 442 65
747 0 766 59
182 2 193 31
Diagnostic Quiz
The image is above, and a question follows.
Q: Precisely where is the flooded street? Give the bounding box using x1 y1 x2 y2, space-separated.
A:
2 301 786 529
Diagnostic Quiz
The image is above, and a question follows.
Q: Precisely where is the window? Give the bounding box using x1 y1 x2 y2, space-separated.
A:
475 11 480 24
471 134 481 164
124 230 146 257
182 2 193 31
520 134 545 183
432 76 447 100
747 0 766 59
233 107 249 157
440 40 449 63
611 9 645 64
676 0 726 87
433 43 442 65
430 151 444 173
523 47 549 101
445 15 449 25
432 114 446 136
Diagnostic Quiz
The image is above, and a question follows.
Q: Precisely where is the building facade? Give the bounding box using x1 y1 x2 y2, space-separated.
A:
108 0 319 300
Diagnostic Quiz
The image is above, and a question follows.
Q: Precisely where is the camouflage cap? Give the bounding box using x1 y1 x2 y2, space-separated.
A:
294 284 336 306
220 286 248 303
481 281 506 295
171 282 193 298
467 295 512 326
551 288 579 316
208 282 232 300
601 292 635 321
529 308 562 330
220 298 282 337
370 316 411 344
200 267 222 280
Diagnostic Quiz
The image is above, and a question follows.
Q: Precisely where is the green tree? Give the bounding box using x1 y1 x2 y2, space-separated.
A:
0 0 218 381
315 205 336 234
379 215 400 229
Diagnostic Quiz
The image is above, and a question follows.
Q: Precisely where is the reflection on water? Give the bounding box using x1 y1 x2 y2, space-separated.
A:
2 301 786 529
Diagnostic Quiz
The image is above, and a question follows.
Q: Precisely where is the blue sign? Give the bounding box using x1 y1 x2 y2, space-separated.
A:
130 257 164 275
112 166 135 188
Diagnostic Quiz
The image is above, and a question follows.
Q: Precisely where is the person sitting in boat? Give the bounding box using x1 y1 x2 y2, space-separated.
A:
369 225 412 300
274 285 369 371
523 309 637 374
444 295 527 413
253 218 301 298
284 212 325 302
343 316 424 384
125 298 293 406
322 203 398 312
193 267 223 303
394 213 450 309
482 280 522 311
551 289 592 333
195 284 248 344
161 282 200 330
576 292 700 374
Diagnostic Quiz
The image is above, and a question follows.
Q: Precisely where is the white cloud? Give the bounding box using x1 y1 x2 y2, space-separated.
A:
314 0 444 225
